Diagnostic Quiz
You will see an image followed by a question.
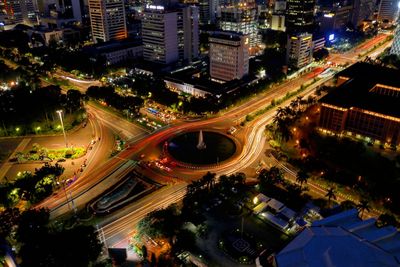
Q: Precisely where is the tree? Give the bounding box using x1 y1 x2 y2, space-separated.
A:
377 213 398 227
357 199 371 218
258 167 284 191
142 245 148 261
201 172 216 191
296 170 309 191
0 207 20 238
325 187 337 207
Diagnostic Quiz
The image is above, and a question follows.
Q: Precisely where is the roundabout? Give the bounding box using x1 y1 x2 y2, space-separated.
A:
166 130 237 166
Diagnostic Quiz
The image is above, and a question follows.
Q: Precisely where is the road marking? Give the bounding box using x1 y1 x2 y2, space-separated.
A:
0 138 31 180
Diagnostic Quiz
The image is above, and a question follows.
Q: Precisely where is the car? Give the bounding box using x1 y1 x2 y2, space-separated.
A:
90 139 96 145
228 126 237 135
81 163 86 168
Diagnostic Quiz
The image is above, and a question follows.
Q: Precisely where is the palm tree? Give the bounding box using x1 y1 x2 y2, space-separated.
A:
325 187 337 207
201 172 216 191
296 170 309 191
357 199 371 218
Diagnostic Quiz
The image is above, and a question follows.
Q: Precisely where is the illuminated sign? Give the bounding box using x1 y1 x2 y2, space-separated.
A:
328 34 335 41
146 4 164 10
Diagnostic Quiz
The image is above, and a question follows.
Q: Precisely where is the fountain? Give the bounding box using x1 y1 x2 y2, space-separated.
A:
197 130 207 150
167 130 236 165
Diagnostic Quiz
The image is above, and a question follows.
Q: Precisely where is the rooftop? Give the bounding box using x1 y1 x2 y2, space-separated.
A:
321 62 400 118
164 66 252 96
276 209 400 267
209 31 244 42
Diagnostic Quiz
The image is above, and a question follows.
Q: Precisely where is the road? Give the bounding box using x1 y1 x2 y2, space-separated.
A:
30 33 393 253
99 183 187 247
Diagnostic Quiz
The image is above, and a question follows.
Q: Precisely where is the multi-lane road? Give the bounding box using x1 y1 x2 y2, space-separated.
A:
32 33 394 250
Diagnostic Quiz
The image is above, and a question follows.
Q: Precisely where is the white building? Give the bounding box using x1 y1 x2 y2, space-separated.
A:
270 14 286 31
142 4 199 65
88 0 127 43
209 31 249 82
286 32 313 69
378 0 399 24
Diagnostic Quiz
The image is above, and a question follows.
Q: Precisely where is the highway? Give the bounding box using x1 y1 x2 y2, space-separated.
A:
99 183 187 247
32 34 394 250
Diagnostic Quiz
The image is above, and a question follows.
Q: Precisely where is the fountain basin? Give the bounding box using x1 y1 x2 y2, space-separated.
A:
167 131 236 165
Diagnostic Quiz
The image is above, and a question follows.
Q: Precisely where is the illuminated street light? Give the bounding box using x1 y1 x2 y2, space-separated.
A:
56 110 68 148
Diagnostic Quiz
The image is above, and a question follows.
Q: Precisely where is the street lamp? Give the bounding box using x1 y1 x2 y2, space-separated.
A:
56 110 68 148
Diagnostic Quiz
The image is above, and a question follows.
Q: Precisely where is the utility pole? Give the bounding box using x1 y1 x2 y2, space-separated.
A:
56 110 68 148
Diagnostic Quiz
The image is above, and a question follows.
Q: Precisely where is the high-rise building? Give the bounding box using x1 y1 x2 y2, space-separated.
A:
142 3 199 65
1 0 37 25
320 5 352 32
198 0 217 24
218 0 259 52
378 0 399 23
209 31 249 82
286 32 313 68
270 0 286 31
88 0 127 43
351 0 374 27
390 23 400 56
286 0 315 33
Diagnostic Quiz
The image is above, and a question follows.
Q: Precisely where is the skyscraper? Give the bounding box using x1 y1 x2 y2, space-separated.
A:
286 0 315 33
351 0 374 27
378 0 399 23
218 0 259 52
198 0 218 24
1 0 37 25
88 0 127 43
390 23 400 56
209 31 249 82
142 3 199 64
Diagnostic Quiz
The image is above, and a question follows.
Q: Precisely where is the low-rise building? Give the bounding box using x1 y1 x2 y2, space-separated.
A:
83 39 142 65
164 66 252 97
275 209 400 267
319 62 400 147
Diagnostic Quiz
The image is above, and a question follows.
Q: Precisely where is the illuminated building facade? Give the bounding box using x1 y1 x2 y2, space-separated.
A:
391 23 400 56
319 63 400 147
0 0 37 25
218 0 260 52
378 0 399 24
286 0 315 33
209 31 249 82
142 4 199 64
286 32 313 68
88 0 127 43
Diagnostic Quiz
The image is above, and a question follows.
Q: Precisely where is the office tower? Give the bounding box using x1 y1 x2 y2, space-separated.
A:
218 0 259 52
320 5 352 32
351 0 374 27
286 0 315 33
270 0 286 31
142 3 199 64
390 23 400 56
88 0 127 43
378 0 399 23
1 0 37 24
209 31 249 82
286 32 313 68
199 0 217 24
